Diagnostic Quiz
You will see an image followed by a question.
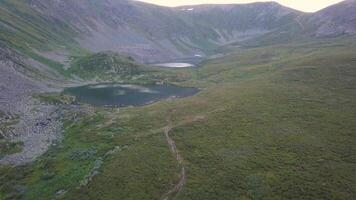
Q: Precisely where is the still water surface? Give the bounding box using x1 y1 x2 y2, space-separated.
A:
64 83 199 107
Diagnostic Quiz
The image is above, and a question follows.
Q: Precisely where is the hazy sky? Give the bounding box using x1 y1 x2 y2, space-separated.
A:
138 0 344 12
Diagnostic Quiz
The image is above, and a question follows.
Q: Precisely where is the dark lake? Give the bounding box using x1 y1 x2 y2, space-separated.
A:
64 83 199 107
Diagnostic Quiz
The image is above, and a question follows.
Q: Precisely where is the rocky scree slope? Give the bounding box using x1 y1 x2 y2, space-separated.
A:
0 46 63 165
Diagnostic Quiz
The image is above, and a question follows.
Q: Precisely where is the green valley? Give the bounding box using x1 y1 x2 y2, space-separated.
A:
1 35 356 199
0 0 356 200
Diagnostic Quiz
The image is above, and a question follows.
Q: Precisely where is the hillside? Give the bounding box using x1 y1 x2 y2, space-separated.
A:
69 52 144 79
178 2 300 40
1 0 355 68
29 0 302 61
226 0 356 47
1 35 356 200
0 0 76 64
0 1 356 199
310 0 356 37
0 0 303 64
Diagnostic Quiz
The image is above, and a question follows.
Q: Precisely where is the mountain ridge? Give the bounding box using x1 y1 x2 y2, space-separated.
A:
2 0 304 63
310 0 356 37
0 0 355 71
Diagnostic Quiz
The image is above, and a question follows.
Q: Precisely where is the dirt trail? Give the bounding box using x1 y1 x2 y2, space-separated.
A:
161 110 186 200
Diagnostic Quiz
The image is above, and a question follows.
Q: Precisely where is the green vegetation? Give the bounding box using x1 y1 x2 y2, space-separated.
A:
33 93 75 105
0 112 21 159
1 36 356 199
0 0 355 199
70 37 356 199
68 51 192 84
0 1 93 79
0 0 75 50
68 52 143 80
0 112 19 135
0 106 178 199
0 141 23 159
0 113 18 135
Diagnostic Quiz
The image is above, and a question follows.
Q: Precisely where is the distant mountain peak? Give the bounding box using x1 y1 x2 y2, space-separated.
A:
1 0 356 63
311 0 356 37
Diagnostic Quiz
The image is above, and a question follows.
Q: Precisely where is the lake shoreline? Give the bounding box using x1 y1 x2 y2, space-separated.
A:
64 83 199 108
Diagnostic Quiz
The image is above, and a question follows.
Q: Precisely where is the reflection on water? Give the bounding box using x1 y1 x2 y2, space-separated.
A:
151 63 195 68
64 83 199 107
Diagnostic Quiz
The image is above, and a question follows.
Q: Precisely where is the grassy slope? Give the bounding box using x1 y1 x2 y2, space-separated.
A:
0 0 304 79
1 37 356 199
0 0 73 50
0 112 22 159
0 0 83 77
70 37 356 199
68 52 144 80
68 51 194 84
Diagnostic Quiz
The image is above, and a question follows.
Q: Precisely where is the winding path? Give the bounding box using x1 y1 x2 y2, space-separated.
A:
161 110 186 200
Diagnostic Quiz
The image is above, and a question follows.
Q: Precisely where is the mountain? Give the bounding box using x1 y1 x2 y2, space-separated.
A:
233 0 356 47
309 0 356 37
178 2 300 39
0 0 75 55
1 1 356 199
1 0 301 63
0 0 355 77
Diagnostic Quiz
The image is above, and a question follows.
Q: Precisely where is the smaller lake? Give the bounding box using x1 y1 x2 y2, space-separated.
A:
151 63 194 68
64 83 199 107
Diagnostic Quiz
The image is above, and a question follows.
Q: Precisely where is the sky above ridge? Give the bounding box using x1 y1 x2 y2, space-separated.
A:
137 0 344 12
